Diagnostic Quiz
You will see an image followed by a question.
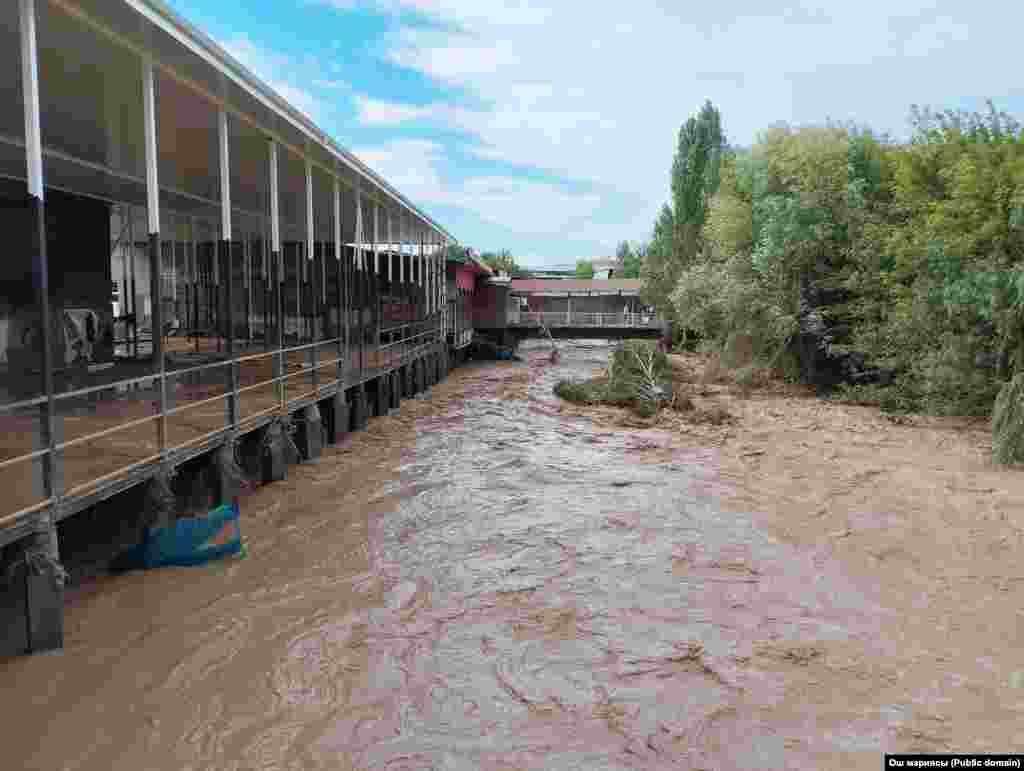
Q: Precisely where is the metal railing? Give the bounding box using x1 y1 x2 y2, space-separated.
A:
0 314 446 537
510 311 663 329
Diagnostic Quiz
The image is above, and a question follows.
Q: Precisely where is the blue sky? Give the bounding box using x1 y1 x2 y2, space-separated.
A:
165 0 1023 269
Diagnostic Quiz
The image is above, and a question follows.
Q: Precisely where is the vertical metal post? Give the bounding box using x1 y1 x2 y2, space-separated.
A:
441 241 445 340
435 237 440 322
120 209 130 355
20 0 63 651
171 220 178 325
354 184 364 378
306 159 317 392
387 208 393 283
372 199 380 361
22 0 53 490
400 211 406 285
419 229 425 344
333 175 343 385
218 109 237 430
190 217 198 352
212 218 220 354
143 57 166 454
373 200 380 275
334 175 344 382
270 141 283 411
129 209 139 358
262 217 269 348
245 232 252 344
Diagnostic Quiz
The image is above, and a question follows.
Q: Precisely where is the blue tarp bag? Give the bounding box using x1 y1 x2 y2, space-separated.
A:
111 500 243 572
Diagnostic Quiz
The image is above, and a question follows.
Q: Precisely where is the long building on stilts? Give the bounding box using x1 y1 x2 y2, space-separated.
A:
0 0 466 657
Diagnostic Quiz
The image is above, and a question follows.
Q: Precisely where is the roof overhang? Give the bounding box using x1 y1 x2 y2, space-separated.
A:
48 0 456 243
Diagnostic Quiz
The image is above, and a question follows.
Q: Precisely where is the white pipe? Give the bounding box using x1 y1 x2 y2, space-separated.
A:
305 159 314 263
333 177 341 261
269 142 280 257
373 201 380 274
142 58 160 234
19 0 43 200
355 187 363 271
219 110 231 241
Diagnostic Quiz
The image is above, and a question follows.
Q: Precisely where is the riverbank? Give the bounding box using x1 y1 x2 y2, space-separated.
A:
559 348 1024 756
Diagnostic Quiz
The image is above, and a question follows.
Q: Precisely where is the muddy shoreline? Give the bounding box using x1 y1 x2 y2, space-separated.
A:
563 350 1024 760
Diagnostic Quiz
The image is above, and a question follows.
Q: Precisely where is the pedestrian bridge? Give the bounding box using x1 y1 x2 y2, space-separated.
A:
508 311 665 339
503 278 664 339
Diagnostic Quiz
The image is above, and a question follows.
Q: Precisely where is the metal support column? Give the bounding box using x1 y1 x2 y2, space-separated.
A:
306 159 317 393
143 57 166 455
219 110 237 431
355 184 364 379
334 175 344 385
270 142 284 410
372 199 380 365
19 0 63 653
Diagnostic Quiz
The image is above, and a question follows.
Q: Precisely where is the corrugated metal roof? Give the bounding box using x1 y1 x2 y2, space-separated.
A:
509 279 642 293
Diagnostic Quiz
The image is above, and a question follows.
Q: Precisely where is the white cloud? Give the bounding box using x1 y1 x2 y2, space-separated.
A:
312 77 351 90
349 139 603 235
350 139 446 194
309 0 1018 257
381 2 1005 164
903 15 971 57
354 95 435 125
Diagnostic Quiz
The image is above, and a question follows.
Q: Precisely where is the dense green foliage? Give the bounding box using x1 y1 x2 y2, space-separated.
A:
641 101 727 321
633 98 1024 462
615 241 643 278
479 249 520 274
575 259 595 278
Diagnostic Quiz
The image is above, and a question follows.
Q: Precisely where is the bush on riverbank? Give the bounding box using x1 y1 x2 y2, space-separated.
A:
554 341 673 417
993 374 1024 465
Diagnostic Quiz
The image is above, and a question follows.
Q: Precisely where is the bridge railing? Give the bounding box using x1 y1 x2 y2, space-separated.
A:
510 311 663 329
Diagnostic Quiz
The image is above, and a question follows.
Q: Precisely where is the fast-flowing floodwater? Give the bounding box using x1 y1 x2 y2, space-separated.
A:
4 341 905 770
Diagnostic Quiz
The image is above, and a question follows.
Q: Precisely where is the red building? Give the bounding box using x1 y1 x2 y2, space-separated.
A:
445 250 492 351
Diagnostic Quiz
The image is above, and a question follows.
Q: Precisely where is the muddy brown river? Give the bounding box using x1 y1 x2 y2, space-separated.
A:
4 341 1023 770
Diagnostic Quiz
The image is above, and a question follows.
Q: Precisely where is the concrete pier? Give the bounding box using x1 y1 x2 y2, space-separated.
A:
373 376 389 418
414 359 426 394
326 392 350 445
404 364 415 399
0 527 65 656
294 405 324 462
351 386 369 431
261 422 289 484
389 371 401 412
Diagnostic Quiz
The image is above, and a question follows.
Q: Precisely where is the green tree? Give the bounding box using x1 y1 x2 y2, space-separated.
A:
575 259 595 278
641 204 676 315
671 99 727 271
479 249 519 274
639 100 726 323
615 240 643 278
675 123 855 365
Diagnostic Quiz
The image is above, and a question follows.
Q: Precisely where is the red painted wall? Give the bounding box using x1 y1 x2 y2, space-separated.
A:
455 263 476 292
